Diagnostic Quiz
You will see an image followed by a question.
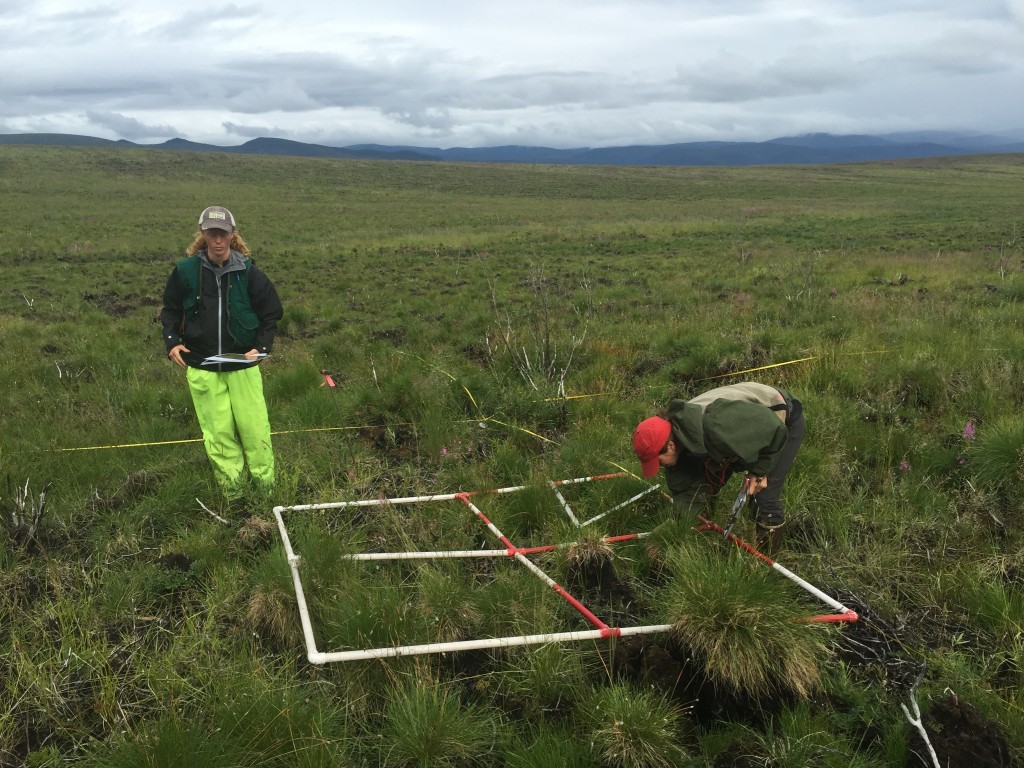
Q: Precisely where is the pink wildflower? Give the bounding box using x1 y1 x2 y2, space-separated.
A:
963 421 976 441
899 460 911 472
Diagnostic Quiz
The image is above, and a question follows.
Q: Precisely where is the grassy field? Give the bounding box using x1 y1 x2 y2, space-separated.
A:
2 145 1024 767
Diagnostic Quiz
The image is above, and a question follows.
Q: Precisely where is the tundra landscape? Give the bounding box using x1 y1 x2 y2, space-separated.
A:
1 145 1023 766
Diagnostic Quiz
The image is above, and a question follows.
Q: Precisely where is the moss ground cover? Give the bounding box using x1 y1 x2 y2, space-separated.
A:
2 145 1024 766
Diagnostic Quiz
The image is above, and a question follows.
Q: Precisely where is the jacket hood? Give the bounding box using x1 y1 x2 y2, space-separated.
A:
666 399 706 456
199 249 247 272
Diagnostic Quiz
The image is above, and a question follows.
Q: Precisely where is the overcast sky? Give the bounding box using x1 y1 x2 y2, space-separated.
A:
3 1 1023 149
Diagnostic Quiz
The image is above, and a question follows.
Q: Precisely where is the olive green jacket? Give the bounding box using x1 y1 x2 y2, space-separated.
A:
664 383 790 513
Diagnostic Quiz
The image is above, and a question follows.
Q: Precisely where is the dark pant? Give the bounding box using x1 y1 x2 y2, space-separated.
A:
752 398 804 527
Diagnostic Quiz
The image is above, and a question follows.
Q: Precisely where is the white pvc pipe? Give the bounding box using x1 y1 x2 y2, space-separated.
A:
280 473 628 514
549 482 581 526
344 549 512 561
579 484 661 527
274 476 657 664
551 473 625 487
281 491 483 512
309 623 676 663
695 514 857 621
771 562 852 614
340 533 648 562
514 550 558 588
279 474 655 662
273 507 321 657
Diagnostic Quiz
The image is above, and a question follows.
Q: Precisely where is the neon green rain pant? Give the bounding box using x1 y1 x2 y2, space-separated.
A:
186 365 275 493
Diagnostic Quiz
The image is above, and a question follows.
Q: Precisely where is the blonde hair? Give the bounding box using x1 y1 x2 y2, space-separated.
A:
186 230 250 256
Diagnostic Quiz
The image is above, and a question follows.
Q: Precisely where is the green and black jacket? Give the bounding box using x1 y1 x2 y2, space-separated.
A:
159 250 283 371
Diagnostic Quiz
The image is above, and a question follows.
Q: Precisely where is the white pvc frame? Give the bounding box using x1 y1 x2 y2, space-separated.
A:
274 473 857 664
273 472 673 664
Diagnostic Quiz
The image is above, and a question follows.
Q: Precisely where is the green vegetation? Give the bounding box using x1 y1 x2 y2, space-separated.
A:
2 145 1024 765
661 540 834 698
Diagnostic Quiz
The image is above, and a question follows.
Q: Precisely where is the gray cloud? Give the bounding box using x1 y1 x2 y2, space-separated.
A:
149 3 262 39
223 120 276 139
85 110 179 140
0 1 1020 148
380 107 456 131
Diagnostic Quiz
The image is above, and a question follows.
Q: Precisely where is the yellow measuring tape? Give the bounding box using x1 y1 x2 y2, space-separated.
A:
52 350 887 453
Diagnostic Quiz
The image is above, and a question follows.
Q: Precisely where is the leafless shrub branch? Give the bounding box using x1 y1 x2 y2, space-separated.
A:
487 260 590 391
7 477 51 546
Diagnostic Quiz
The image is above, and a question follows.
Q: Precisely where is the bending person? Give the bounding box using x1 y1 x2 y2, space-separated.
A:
160 206 284 497
632 381 804 553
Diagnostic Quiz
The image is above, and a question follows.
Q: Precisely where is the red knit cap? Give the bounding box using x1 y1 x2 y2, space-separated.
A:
633 416 671 478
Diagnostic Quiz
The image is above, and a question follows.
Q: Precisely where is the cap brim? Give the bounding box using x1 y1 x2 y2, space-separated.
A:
640 455 661 478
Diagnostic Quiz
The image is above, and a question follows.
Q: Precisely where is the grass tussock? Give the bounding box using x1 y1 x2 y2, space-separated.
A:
661 542 833 698
564 533 616 589
381 675 505 767
585 683 688 768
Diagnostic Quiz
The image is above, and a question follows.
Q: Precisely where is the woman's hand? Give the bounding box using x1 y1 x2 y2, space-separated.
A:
168 344 189 369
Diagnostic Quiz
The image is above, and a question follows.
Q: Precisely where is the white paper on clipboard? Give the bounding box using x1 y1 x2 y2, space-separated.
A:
201 353 268 365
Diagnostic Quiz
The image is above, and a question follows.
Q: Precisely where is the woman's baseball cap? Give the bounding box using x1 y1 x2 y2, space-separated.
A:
199 206 236 230
633 416 672 477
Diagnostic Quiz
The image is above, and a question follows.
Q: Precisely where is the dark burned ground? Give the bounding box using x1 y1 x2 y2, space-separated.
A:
835 592 1016 768
609 634 788 727
907 693 1014 768
565 548 790 726
82 290 159 317
563 554 1018 767
12 515 1015 767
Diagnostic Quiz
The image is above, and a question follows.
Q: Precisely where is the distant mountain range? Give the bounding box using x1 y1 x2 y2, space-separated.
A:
2 130 1023 166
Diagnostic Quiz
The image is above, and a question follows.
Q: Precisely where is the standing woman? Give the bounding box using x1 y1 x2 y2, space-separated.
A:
160 206 284 497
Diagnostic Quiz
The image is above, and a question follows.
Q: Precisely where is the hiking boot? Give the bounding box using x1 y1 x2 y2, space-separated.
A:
754 522 785 556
